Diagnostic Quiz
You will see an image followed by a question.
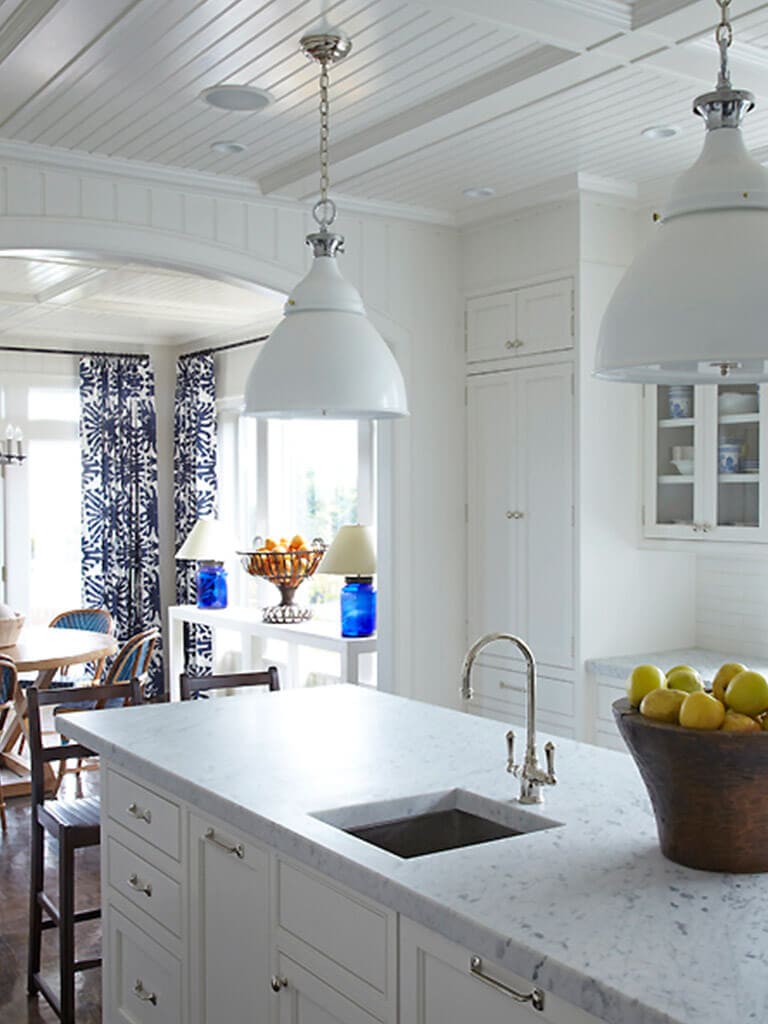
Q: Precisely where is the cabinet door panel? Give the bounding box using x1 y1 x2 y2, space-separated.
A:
467 373 518 641
189 814 271 1024
515 279 573 357
516 364 574 668
277 953 380 1024
466 292 516 363
401 918 603 1024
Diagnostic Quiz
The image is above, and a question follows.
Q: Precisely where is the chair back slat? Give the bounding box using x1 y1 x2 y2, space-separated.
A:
41 743 95 763
180 666 280 701
49 607 114 635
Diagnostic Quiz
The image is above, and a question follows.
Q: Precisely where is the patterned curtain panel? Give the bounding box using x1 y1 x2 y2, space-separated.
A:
173 352 217 676
80 355 163 693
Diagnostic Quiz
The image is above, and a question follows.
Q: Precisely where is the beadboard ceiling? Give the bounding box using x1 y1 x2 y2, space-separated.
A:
0 0 767 342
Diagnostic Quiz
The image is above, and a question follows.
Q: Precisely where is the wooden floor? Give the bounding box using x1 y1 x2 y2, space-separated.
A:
0 769 102 1023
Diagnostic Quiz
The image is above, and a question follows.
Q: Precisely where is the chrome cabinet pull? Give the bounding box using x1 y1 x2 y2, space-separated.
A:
505 339 525 350
127 802 152 824
469 956 544 1011
506 510 524 520
271 975 288 992
205 827 245 859
128 872 152 897
133 979 157 1006
499 680 525 693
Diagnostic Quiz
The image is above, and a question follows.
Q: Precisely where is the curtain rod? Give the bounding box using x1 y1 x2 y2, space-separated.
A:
178 335 269 359
0 344 147 359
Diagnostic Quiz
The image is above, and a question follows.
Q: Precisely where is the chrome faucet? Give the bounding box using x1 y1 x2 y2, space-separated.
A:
461 632 557 805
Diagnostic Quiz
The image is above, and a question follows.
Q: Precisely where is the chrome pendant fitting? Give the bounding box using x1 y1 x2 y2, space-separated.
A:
694 0 754 129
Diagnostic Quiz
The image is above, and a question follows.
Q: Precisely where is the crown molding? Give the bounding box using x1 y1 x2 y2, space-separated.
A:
456 172 637 228
0 139 457 229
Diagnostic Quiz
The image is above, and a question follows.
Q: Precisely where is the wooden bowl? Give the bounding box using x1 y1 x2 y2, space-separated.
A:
613 698 768 873
0 614 24 648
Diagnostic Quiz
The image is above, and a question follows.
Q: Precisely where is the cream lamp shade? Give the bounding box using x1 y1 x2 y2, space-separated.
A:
176 517 232 562
318 524 376 577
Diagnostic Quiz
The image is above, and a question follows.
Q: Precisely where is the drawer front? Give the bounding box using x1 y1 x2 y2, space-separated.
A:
277 860 390 994
470 663 574 718
107 837 181 937
108 906 182 1024
106 770 180 861
597 682 625 723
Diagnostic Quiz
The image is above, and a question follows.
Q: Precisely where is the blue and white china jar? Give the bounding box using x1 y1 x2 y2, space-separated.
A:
668 385 693 419
718 442 742 474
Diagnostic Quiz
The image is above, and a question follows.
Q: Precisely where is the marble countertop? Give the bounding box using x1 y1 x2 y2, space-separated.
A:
59 686 768 1024
586 647 768 683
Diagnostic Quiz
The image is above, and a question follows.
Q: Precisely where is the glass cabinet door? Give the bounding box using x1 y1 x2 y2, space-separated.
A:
652 384 698 532
715 383 761 533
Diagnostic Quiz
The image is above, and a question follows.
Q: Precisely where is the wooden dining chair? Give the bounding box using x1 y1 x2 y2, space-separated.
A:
0 653 18 832
179 666 280 701
49 607 115 684
26 679 141 1023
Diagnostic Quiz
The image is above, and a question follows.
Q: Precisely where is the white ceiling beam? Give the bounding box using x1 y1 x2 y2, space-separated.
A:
261 44 578 196
35 266 110 304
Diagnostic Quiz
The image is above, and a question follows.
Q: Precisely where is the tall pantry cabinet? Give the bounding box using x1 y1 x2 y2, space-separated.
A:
465 278 577 739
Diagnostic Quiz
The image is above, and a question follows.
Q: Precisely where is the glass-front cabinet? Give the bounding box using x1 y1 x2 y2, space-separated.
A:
645 383 766 541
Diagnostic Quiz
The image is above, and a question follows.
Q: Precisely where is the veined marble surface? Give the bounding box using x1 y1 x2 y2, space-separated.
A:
586 647 768 683
59 686 768 1024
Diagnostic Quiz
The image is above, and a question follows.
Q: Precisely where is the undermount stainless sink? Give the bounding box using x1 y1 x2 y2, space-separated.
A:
313 789 561 859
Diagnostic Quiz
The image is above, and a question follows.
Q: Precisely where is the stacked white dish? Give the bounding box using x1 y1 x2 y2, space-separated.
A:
718 392 758 415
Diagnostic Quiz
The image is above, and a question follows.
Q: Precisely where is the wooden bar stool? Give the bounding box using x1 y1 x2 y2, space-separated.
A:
26 679 140 1023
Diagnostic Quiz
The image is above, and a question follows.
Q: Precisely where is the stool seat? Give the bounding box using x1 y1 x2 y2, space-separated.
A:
38 795 100 839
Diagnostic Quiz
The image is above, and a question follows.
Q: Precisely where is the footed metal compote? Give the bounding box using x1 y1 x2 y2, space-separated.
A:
461 632 557 805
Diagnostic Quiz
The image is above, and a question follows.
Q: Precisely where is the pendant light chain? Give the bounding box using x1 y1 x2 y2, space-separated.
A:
716 0 733 88
314 58 337 230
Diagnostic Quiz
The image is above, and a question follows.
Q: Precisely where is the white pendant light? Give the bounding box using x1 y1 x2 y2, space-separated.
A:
595 0 768 384
244 30 408 419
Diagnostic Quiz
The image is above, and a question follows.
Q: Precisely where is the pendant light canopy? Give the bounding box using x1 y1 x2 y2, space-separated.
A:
244 29 408 419
595 1 768 384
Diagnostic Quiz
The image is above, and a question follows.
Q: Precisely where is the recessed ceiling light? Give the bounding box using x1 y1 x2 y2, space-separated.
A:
211 140 248 155
200 85 273 112
641 125 679 140
462 186 496 199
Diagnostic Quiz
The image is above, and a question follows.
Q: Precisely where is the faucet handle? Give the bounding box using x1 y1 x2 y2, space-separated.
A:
544 741 557 785
506 729 518 774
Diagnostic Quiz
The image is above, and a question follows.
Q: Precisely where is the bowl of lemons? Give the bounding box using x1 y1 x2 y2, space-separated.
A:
614 662 768 873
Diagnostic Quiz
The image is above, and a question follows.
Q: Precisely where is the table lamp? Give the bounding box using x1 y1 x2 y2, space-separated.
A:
176 517 231 609
318 525 377 637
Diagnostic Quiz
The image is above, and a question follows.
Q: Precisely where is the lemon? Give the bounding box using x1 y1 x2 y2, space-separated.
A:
724 670 768 717
626 664 666 707
639 688 686 724
720 710 761 732
712 662 748 703
679 691 725 730
665 667 703 694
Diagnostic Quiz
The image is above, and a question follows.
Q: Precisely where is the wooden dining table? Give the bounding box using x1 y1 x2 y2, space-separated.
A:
0 625 118 796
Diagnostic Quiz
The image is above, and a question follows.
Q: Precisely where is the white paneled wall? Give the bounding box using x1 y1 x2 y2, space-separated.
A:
696 556 768 658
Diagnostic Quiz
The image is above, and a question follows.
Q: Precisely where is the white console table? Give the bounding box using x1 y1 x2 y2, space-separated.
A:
167 604 377 701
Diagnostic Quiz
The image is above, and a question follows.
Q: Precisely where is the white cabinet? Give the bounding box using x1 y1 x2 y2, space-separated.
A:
646 382 768 542
466 278 573 364
188 812 271 1024
400 919 603 1024
467 364 574 671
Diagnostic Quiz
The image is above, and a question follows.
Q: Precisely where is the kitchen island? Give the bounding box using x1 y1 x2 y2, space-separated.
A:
59 685 768 1024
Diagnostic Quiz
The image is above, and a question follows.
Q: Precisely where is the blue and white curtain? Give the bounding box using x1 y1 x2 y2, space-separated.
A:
80 355 162 692
174 352 217 676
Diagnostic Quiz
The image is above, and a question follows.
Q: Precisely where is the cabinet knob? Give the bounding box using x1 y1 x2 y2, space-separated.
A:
506 510 524 519
271 975 288 993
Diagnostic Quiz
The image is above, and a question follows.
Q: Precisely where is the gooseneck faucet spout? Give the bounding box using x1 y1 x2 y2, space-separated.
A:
461 632 557 805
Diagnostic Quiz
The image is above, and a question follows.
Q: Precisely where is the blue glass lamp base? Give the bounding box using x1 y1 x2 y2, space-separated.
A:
340 578 376 638
196 562 227 609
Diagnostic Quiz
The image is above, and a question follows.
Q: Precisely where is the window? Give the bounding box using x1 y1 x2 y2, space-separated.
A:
217 407 376 683
1 374 81 622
